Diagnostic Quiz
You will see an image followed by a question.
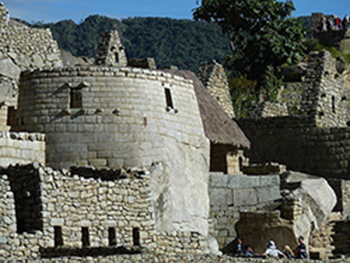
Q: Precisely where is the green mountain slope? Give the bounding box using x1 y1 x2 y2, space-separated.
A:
32 16 231 71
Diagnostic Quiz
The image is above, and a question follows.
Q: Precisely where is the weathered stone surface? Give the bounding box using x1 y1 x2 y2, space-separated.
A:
197 61 235 118
256 185 280 203
60 50 92 67
210 173 228 188
236 211 297 253
233 188 257 206
151 135 210 236
209 173 282 249
0 58 21 80
293 178 337 233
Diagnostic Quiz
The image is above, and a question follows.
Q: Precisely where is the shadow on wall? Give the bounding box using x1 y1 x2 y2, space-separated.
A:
5 165 43 234
40 246 141 258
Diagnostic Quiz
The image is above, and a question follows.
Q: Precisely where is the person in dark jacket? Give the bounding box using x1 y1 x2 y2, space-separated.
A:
294 236 309 259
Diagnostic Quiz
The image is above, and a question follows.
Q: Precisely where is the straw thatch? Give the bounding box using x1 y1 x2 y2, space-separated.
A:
164 69 250 149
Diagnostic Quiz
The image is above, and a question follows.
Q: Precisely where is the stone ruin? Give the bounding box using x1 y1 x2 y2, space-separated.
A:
238 50 350 258
95 31 127 67
312 13 350 55
0 1 345 261
197 60 235 118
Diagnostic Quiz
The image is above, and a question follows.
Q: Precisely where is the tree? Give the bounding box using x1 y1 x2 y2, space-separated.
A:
193 0 306 99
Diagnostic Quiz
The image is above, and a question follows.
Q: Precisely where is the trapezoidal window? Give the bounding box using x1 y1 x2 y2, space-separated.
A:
70 88 82 108
115 52 119 63
7 106 15 126
164 88 173 109
82 227 90 247
108 227 117 246
54 226 63 247
132 227 140 246
332 95 336 113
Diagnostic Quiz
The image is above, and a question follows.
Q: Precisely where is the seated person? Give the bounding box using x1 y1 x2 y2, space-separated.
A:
244 244 254 256
294 236 309 259
263 240 286 259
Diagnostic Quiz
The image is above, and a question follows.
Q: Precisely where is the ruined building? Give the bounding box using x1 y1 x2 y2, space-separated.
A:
0 2 252 260
238 50 350 249
0 1 346 261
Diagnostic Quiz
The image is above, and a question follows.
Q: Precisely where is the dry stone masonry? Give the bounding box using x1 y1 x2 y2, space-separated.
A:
300 51 347 127
0 1 348 261
95 31 127 67
0 1 8 26
0 132 45 166
0 2 62 132
209 172 281 249
197 61 235 118
0 163 210 260
247 101 289 118
239 51 350 188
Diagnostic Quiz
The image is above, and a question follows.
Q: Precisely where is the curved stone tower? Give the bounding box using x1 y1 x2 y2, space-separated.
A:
16 66 210 235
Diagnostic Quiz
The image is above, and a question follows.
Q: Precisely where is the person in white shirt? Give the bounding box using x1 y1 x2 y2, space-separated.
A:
263 240 286 259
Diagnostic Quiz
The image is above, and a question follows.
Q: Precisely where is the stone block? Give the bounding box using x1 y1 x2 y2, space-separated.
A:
0 237 7 244
227 175 260 189
257 185 281 203
0 58 21 80
259 175 280 187
50 218 64 226
233 188 258 206
210 173 227 187
209 188 227 206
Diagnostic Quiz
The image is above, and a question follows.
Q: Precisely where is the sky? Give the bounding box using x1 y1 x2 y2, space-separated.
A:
2 0 350 24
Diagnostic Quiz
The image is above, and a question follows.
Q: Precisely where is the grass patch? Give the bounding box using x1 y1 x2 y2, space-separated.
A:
305 38 350 63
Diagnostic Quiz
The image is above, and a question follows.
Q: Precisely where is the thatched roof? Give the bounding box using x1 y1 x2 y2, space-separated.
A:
164 69 250 149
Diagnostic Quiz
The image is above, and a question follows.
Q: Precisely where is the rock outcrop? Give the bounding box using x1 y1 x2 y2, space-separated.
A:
235 171 337 253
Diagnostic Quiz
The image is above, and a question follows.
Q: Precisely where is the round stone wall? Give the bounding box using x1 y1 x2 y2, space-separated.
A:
17 66 211 236
17 66 206 170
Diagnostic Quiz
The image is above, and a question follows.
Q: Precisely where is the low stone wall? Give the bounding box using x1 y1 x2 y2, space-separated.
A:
309 213 343 259
209 172 281 249
128 58 156 70
0 16 62 70
239 116 350 215
37 253 350 262
332 220 350 255
315 29 350 54
238 118 350 179
0 174 42 259
0 164 210 260
3 163 156 249
247 102 289 118
341 180 350 215
0 132 45 167
280 82 304 115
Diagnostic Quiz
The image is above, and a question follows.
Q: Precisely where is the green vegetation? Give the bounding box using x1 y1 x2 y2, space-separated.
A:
31 16 231 71
33 15 124 58
193 0 306 97
305 38 350 63
228 76 257 117
193 0 307 117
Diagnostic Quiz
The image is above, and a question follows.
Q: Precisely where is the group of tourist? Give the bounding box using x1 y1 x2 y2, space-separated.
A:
236 236 308 260
318 14 350 32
